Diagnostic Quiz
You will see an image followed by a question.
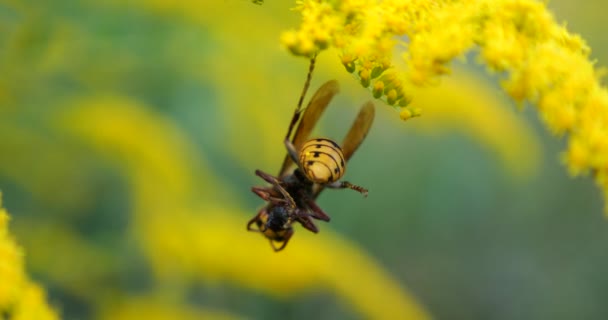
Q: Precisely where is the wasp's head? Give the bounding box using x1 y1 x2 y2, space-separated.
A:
266 205 291 231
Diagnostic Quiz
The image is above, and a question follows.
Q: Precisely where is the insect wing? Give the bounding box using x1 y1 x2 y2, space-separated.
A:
279 80 340 177
312 101 375 199
340 101 375 161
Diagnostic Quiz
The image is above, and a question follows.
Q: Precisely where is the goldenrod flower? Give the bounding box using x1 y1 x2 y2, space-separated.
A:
0 206 25 307
283 0 608 213
0 197 58 320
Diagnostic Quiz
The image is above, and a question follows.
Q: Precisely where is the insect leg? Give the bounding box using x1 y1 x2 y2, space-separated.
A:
326 180 369 197
297 213 319 234
255 170 296 209
282 56 319 169
247 211 263 232
255 169 281 184
284 138 299 165
285 55 317 142
304 197 331 221
271 228 294 252
252 186 290 204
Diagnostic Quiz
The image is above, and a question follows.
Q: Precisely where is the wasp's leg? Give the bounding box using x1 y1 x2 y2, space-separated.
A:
247 210 271 234
255 170 296 208
296 212 319 233
293 189 330 222
305 198 331 222
326 180 368 197
247 212 262 232
270 228 294 252
251 186 290 205
255 170 288 192
284 54 317 142
284 138 300 166
255 169 279 184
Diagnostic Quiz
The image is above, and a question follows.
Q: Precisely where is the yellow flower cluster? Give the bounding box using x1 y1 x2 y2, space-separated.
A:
283 0 608 213
281 0 421 118
475 1 608 211
0 197 58 320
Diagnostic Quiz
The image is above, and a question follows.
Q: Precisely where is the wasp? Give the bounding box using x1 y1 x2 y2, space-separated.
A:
247 56 375 251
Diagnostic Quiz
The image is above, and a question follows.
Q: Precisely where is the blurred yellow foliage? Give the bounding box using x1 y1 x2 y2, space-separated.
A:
102 297 244 320
58 97 430 319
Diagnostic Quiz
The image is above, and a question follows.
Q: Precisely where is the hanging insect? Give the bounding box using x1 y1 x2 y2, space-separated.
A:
247 55 376 251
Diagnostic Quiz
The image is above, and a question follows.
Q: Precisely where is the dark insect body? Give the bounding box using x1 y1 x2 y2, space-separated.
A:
247 56 375 251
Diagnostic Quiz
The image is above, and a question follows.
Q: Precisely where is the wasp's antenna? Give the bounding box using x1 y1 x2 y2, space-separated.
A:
285 54 317 141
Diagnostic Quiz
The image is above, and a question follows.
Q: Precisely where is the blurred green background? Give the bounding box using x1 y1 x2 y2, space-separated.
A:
0 0 607 319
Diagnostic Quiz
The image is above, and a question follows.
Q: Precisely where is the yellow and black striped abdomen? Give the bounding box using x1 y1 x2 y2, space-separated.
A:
299 138 345 184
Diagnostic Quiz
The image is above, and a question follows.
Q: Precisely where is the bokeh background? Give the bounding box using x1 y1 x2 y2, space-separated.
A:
1 0 607 319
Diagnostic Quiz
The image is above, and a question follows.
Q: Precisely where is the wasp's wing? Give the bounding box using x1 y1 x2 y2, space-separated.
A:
312 101 375 199
339 101 375 161
279 80 340 177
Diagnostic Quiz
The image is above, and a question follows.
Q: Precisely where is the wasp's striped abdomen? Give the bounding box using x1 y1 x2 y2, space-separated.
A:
299 138 346 184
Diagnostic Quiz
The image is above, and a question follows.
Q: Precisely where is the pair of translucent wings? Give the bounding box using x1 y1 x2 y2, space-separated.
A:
278 80 376 198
